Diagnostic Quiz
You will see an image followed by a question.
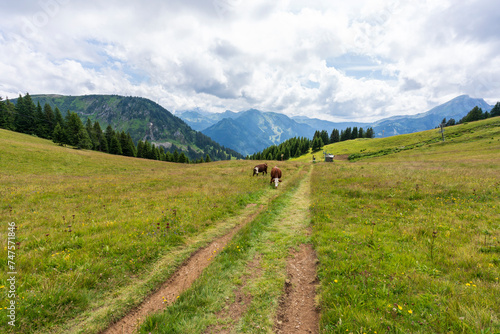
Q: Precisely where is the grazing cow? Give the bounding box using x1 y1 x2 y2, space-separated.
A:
270 166 282 188
253 163 268 176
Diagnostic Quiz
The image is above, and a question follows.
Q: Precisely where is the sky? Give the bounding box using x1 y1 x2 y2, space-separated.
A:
1 0 500 122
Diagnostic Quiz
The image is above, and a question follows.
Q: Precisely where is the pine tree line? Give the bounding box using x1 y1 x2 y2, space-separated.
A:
247 125 375 161
458 103 500 124
0 93 214 164
310 127 375 153
248 137 311 160
439 103 500 128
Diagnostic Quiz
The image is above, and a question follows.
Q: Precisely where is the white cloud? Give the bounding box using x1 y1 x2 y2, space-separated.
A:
1 0 499 121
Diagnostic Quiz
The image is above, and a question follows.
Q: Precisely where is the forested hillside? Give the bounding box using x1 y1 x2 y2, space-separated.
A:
1 94 243 161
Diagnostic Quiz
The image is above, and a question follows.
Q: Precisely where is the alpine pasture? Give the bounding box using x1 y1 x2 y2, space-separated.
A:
0 117 499 333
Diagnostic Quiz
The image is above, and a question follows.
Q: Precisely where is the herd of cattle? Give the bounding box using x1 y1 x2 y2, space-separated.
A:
253 163 282 188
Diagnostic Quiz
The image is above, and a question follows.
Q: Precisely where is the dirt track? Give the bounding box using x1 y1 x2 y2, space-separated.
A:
102 165 319 334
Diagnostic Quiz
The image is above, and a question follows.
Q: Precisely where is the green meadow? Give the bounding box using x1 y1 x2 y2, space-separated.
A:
1 117 499 333
310 117 500 333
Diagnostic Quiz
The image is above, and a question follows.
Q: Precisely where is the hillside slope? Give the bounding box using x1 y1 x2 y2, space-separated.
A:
25 94 243 160
294 116 500 162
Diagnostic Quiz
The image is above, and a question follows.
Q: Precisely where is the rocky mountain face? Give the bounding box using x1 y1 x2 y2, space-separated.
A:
201 109 315 156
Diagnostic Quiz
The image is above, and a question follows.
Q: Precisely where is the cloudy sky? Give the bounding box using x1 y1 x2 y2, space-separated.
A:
1 0 499 122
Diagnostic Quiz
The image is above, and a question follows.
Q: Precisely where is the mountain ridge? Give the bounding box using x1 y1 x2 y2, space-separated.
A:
177 95 494 155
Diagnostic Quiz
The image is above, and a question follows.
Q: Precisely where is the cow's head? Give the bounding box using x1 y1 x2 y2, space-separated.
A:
273 177 282 188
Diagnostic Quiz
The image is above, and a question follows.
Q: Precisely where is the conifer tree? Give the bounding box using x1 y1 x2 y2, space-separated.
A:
143 141 153 159
86 118 98 150
294 146 301 158
43 103 55 138
460 106 484 123
105 125 115 149
52 123 66 145
205 154 211 162
159 146 166 161
491 102 500 117
151 144 160 160
0 97 15 130
165 151 173 162
330 129 340 143
15 93 37 134
351 127 358 139
120 131 136 157
178 152 187 163
341 127 352 141
320 130 329 145
365 127 375 138
54 107 64 129
445 119 456 127
76 127 93 149
65 111 86 146
311 136 324 152
136 140 145 158
34 102 46 137
283 147 290 160
109 134 122 155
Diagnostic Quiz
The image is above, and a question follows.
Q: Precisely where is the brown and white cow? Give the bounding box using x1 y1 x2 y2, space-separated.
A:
253 163 268 176
270 166 282 188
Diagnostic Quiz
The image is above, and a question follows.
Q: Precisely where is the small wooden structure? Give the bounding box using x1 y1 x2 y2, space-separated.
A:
324 151 335 162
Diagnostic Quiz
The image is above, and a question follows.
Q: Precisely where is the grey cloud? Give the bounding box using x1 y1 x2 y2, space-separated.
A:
400 78 423 92
212 39 241 59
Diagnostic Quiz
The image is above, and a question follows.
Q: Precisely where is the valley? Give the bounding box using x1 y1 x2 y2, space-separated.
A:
0 117 499 333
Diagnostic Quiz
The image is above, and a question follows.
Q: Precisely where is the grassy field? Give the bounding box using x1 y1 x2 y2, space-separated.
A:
310 118 500 333
0 129 303 333
1 117 499 333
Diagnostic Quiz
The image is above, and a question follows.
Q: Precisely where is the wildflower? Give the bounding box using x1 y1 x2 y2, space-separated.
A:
334 279 338 283
408 310 413 314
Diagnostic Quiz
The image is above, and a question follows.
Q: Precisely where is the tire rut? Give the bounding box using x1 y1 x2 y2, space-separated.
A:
102 204 266 334
274 165 319 334
274 243 319 334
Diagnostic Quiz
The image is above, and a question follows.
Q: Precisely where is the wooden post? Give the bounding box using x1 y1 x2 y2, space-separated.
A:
440 123 445 142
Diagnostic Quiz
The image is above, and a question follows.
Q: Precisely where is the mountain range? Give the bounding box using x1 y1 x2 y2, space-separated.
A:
19 94 495 158
176 95 494 155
